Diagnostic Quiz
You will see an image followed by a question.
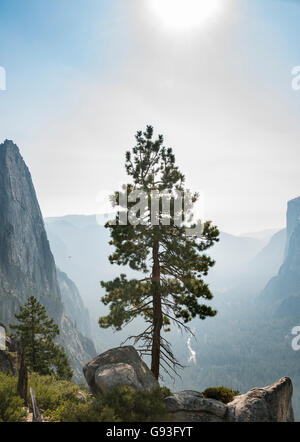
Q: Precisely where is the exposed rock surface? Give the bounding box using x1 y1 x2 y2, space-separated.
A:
164 390 227 422
0 140 96 381
0 140 62 322
44 214 112 319
83 346 159 395
59 314 96 380
164 378 294 422
57 268 92 339
0 333 21 376
227 377 294 422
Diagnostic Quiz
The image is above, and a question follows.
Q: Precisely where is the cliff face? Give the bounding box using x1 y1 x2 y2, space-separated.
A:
57 268 92 340
285 197 300 257
0 140 62 322
261 196 300 316
0 140 96 380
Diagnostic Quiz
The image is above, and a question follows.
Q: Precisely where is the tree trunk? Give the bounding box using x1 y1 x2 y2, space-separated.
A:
151 238 162 379
17 349 28 406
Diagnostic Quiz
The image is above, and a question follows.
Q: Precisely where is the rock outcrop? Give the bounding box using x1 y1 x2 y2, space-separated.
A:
0 140 62 323
83 346 294 422
83 346 159 396
227 377 294 422
164 378 294 422
164 391 227 422
59 314 97 380
0 140 96 381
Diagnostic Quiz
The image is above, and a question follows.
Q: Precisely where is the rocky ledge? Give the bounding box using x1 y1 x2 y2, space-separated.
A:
83 346 294 422
164 377 294 422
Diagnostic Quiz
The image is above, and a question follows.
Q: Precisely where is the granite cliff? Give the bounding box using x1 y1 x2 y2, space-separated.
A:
0 140 96 381
261 196 300 316
57 267 92 340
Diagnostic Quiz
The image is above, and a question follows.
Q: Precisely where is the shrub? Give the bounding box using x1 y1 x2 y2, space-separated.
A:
49 401 122 422
27 372 170 422
0 372 26 422
158 386 172 399
48 385 170 422
100 385 171 422
49 400 98 422
202 386 240 404
28 373 81 412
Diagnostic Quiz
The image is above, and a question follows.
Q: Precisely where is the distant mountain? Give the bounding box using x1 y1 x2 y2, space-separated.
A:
44 214 141 319
45 215 112 318
169 199 300 420
44 215 277 353
0 140 96 380
223 228 286 300
240 228 281 243
261 196 300 317
45 214 144 350
46 216 268 299
45 214 278 317
205 231 266 292
182 227 286 318
57 268 92 339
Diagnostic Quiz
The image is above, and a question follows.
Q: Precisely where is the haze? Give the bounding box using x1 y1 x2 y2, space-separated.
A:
0 0 300 234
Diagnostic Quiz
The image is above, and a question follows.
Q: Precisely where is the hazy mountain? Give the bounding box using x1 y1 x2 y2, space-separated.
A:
45 215 135 319
196 231 266 293
0 140 96 380
43 201 300 420
45 215 110 317
57 268 92 339
240 228 281 243
45 214 144 351
44 214 275 354
261 196 300 317
45 217 267 305
170 198 300 420
218 228 286 302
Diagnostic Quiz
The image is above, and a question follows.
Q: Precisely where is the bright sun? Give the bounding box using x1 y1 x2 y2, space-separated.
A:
149 0 222 30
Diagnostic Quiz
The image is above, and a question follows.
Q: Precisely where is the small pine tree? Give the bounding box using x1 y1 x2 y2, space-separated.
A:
10 296 73 380
53 346 74 381
99 126 219 379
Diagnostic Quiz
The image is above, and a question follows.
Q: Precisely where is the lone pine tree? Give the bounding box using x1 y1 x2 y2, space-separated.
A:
10 296 73 380
99 126 219 379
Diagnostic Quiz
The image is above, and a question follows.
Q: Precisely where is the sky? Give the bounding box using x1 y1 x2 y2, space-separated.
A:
1 0 300 235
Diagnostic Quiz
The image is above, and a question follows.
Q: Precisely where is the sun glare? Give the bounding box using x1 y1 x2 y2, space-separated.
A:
149 0 222 30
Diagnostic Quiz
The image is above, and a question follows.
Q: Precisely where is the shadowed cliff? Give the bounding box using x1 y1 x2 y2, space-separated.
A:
0 140 96 380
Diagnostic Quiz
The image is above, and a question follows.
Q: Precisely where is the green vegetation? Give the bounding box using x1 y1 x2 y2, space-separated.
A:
0 372 26 422
29 373 82 412
0 370 242 422
25 373 170 422
50 385 170 422
10 296 73 380
98 385 171 422
50 401 118 422
100 126 219 379
203 386 240 404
